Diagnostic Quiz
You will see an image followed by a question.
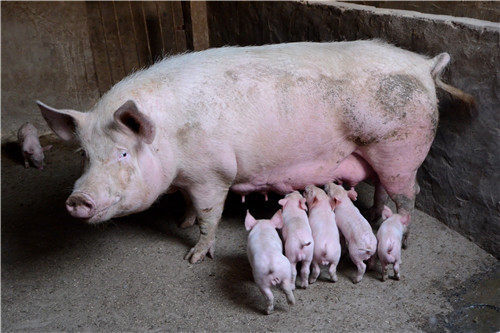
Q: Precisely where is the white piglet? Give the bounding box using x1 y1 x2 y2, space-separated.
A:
278 191 314 289
245 210 295 315
325 182 377 283
17 122 52 170
377 205 408 281
304 184 341 283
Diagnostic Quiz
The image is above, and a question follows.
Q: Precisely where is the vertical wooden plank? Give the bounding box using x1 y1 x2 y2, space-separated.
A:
142 1 164 61
190 1 209 51
129 1 152 66
171 1 187 53
99 1 126 84
157 1 176 56
85 1 113 95
113 1 140 74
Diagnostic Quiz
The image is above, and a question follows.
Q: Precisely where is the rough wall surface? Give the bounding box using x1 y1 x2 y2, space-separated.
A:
207 1 500 257
1 2 99 141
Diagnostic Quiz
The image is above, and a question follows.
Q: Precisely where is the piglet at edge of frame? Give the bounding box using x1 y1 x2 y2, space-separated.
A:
17 122 52 170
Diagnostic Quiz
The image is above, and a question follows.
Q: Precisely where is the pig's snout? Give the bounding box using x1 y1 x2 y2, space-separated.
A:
66 193 96 219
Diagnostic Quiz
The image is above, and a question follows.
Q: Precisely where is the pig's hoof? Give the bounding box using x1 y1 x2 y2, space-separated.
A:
330 274 338 282
393 273 400 280
265 308 273 315
184 242 215 263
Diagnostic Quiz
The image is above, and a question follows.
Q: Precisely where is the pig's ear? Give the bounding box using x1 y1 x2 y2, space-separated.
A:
299 198 308 211
37 101 84 141
270 210 284 229
42 145 53 152
113 100 155 144
400 214 410 226
329 198 336 211
244 210 257 231
382 205 393 220
278 198 287 207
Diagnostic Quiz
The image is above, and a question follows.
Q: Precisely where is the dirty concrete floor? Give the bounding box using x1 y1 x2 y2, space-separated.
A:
2 134 499 332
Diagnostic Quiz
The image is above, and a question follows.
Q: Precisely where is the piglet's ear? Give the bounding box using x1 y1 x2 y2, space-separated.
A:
42 145 53 152
278 199 287 207
382 205 393 220
37 101 84 141
244 210 257 231
299 198 308 211
347 188 358 201
270 210 284 229
114 100 156 144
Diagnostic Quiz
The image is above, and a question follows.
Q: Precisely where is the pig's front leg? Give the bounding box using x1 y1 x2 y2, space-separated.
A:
183 185 228 263
179 190 197 229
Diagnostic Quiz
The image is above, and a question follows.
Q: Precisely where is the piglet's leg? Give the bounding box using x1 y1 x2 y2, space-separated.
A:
328 263 338 282
23 154 30 168
393 260 401 280
260 287 274 315
290 262 297 290
299 260 311 289
281 279 295 305
353 259 366 284
184 185 228 263
309 262 321 284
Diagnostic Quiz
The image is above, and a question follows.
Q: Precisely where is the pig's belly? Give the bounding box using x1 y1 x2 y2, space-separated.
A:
231 161 342 195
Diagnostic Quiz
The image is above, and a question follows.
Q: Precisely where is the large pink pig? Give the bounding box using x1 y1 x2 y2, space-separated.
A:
377 205 408 281
245 210 295 314
304 184 341 283
37 40 474 263
325 182 377 283
278 191 314 289
17 122 52 170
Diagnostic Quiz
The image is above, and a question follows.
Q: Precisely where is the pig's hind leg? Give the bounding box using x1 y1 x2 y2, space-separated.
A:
328 262 338 282
179 190 197 229
259 287 275 315
309 262 321 284
353 257 367 284
299 259 312 288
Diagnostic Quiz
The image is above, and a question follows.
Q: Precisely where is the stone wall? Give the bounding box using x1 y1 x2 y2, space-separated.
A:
206 1 500 257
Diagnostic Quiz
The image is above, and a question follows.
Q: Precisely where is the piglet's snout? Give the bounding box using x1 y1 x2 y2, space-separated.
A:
66 193 96 219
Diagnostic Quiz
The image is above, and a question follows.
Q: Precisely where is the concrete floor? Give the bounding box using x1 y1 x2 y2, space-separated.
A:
2 134 499 332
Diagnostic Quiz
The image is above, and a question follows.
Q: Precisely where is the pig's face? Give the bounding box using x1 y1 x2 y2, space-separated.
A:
38 100 165 223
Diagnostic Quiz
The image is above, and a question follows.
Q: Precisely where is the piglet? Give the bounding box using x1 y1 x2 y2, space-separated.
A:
304 184 341 283
278 191 314 289
376 205 408 281
17 122 52 169
324 182 377 283
245 210 295 315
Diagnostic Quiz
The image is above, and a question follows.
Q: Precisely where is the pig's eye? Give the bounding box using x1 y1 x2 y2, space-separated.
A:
118 151 129 161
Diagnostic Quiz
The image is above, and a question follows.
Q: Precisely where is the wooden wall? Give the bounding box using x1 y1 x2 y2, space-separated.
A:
85 1 188 96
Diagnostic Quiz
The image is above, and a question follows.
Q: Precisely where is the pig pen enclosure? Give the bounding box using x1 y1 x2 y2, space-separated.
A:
1 1 499 332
